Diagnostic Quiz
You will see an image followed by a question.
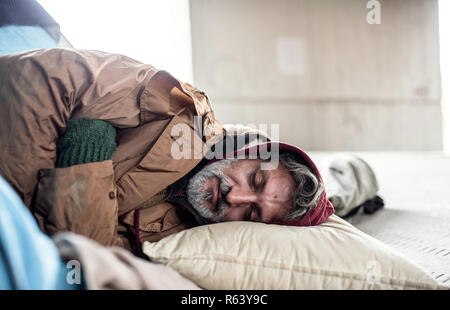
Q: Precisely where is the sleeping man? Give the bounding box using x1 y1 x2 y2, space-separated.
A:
0 48 382 289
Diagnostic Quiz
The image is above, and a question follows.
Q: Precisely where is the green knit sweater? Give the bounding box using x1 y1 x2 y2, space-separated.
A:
56 119 117 168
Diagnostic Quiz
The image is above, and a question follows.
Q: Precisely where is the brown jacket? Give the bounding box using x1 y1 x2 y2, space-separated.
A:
0 48 224 251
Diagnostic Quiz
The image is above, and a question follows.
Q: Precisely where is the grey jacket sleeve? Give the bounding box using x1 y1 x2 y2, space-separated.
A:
52 232 201 290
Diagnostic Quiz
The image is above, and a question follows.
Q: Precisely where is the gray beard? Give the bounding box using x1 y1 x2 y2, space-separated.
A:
187 159 235 221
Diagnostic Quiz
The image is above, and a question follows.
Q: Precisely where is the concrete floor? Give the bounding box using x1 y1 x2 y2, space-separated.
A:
309 151 450 287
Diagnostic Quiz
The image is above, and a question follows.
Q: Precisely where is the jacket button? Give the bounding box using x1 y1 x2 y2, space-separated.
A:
109 191 116 199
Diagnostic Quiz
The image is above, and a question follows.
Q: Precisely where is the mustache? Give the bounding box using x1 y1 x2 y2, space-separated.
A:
205 174 232 206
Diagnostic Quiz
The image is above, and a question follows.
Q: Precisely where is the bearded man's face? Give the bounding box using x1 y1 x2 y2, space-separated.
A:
187 159 297 223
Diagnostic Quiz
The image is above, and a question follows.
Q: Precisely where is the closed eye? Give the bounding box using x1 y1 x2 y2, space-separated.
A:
248 168 268 193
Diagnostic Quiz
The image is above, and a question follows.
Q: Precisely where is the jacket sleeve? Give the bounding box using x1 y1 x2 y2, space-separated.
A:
1 48 165 128
0 48 162 206
53 231 201 290
33 160 118 246
3 45 223 126
0 47 220 150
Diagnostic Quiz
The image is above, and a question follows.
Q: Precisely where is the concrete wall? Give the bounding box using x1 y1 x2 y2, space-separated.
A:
189 0 442 151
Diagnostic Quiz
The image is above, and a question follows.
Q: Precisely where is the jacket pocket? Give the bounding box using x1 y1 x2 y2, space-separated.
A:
121 199 198 233
121 200 179 233
33 160 118 246
120 201 198 246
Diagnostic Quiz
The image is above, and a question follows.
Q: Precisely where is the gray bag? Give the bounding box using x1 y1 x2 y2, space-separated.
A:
323 154 383 218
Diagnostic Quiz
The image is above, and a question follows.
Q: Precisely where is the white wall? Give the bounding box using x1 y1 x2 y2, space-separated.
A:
190 0 442 151
440 0 450 153
38 0 194 84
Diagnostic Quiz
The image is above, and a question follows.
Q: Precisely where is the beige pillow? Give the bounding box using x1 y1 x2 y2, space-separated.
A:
142 215 444 290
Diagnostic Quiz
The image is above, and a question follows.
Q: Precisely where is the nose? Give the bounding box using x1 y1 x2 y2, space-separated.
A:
225 187 258 206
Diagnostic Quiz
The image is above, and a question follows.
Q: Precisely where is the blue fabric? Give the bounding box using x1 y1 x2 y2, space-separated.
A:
0 175 80 290
0 25 58 54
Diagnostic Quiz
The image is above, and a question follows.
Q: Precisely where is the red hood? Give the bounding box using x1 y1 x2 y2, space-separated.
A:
208 141 335 226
